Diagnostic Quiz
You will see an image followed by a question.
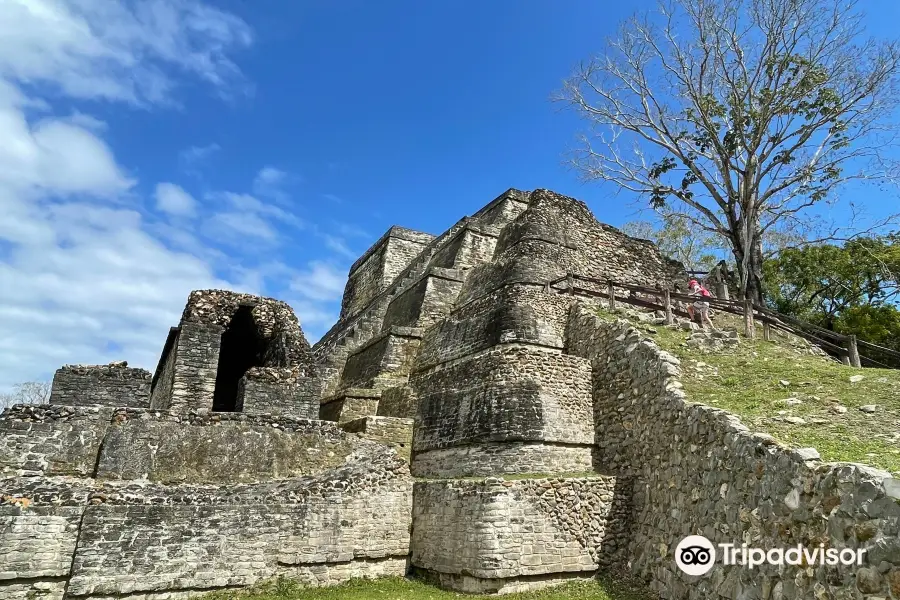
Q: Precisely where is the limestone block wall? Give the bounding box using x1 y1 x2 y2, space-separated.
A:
149 328 179 409
410 442 597 479
412 345 593 451
415 285 573 370
376 386 416 418
0 447 412 600
339 327 422 390
237 369 320 418
565 302 900 599
95 411 377 484
411 476 630 593
456 189 684 307
429 227 498 270
0 405 114 477
68 475 411 598
166 320 223 413
49 363 151 408
382 269 465 330
0 478 94 600
341 226 435 320
467 188 531 236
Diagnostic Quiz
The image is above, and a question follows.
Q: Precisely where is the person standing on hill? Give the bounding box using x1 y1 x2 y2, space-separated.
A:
687 279 715 331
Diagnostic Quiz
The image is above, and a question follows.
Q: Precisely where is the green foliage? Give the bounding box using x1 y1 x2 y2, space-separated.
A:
834 305 900 351
763 235 900 327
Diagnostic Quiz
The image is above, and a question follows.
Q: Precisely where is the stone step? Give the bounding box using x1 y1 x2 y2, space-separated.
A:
340 416 413 462
319 388 383 423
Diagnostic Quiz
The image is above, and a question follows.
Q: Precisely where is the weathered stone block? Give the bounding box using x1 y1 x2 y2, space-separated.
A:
411 345 594 453
238 370 320 418
49 363 150 408
341 416 413 462
339 327 422 390
95 412 372 484
319 388 382 423
341 226 435 320
411 476 628 588
0 405 114 477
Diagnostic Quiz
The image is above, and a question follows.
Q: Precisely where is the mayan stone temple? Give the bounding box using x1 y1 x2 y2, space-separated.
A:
2 188 899 600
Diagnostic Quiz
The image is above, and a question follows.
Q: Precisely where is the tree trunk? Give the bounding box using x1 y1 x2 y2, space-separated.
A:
731 230 765 305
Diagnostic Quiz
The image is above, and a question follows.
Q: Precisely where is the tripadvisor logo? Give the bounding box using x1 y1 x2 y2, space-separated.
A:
674 535 866 576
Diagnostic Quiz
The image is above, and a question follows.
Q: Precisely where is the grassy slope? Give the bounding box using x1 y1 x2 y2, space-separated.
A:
201 576 653 600
599 307 900 476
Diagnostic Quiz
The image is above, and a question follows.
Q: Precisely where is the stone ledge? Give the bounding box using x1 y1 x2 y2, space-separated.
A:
320 388 383 405
345 326 424 358
411 443 598 479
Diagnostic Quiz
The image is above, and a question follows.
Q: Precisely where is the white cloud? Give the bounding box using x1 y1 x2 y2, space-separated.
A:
179 142 220 169
0 0 253 106
289 261 346 303
252 165 296 204
155 182 197 217
203 191 304 243
0 0 255 391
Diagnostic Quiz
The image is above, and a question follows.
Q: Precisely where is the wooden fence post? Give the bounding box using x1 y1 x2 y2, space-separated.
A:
846 334 861 368
743 299 756 339
566 274 574 297
762 319 771 342
664 289 673 325
607 281 616 310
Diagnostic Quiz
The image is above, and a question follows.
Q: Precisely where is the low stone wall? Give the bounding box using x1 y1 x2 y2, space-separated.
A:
0 405 114 477
411 476 629 593
411 442 597 479
1 452 412 600
411 345 593 453
565 301 900 599
238 369 320 418
49 363 151 408
95 411 376 484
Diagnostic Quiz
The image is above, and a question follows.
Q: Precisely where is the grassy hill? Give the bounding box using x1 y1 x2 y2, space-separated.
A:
599 305 900 476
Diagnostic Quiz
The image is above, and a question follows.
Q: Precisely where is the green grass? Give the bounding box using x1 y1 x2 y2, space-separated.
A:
602 307 900 475
200 575 654 600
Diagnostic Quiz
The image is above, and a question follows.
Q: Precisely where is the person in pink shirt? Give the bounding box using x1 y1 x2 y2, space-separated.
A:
687 279 715 330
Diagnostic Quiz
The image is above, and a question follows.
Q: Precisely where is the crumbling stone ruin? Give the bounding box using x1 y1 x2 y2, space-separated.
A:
2 188 899 599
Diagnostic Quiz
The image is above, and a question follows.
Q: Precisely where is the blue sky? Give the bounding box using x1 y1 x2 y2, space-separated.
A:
1 0 899 391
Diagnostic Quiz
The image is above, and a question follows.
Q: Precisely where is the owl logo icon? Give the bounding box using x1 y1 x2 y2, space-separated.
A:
675 535 716 576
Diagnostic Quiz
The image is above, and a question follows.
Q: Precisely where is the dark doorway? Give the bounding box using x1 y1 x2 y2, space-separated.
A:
212 306 265 412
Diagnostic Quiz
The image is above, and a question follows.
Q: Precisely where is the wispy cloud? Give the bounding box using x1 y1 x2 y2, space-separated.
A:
252 165 299 204
155 182 197 218
0 0 253 106
0 0 253 391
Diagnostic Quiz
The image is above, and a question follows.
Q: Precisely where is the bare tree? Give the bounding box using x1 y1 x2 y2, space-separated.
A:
623 212 726 271
0 381 51 412
559 0 900 303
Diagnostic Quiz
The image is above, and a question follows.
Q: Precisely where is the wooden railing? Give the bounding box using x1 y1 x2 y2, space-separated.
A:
545 273 900 370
